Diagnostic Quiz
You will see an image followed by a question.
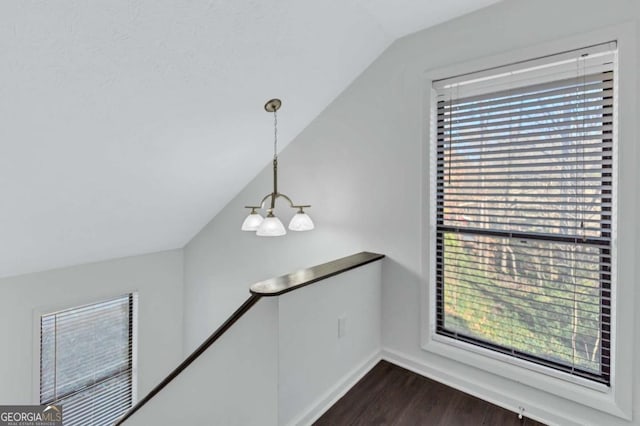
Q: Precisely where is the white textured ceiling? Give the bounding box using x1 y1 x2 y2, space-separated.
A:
0 0 500 278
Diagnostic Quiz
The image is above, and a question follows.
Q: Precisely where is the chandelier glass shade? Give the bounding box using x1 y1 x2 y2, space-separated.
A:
288 209 315 232
240 208 264 231
256 213 287 237
241 99 314 236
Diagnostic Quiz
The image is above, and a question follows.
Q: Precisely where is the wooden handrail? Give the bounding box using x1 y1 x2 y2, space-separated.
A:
250 251 385 296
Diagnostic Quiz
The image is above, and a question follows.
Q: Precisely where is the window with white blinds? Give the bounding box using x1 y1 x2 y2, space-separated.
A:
433 43 615 385
40 293 136 425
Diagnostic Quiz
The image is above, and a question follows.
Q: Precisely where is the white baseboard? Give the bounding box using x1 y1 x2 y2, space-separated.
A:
281 346 614 426
380 347 577 426
287 350 382 426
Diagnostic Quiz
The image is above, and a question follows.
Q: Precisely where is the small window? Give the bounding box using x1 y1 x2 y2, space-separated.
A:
40 294 136 426
432 42 615 385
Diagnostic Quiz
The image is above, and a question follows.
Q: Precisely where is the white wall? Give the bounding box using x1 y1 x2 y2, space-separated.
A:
127 297 280 426
278 261 382 425
0 250 184 405
184 1 640 425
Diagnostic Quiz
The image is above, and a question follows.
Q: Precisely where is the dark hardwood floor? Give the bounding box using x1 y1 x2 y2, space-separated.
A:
314 361 546 426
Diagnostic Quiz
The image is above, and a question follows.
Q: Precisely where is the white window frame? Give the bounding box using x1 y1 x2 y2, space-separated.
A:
32 292 138 409
420 23 635 421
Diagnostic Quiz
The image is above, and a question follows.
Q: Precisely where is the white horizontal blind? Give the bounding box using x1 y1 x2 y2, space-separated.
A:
41 294 135 425
434 43 615 385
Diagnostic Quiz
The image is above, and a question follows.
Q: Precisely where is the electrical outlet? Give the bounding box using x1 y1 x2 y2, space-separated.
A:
338 316 347 338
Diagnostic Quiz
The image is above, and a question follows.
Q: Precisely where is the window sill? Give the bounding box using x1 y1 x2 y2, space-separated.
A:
421 332 630 421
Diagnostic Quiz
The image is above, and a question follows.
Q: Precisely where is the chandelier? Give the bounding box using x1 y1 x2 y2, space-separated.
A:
241 98 314 236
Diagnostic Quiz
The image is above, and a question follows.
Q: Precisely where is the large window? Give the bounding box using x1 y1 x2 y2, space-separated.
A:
40 294 136 426
433 43 615 385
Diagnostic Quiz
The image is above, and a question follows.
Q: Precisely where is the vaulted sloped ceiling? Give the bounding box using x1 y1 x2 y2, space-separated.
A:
0 0 500 278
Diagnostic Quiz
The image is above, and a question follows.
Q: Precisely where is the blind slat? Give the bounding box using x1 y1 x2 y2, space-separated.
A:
442 124 613 145
442 116 612 140
439 71 612 105
441 92 613 120
440 253 608 288
440 78 612 109
443 270 603 312
439 134 612 154
439 141 612 159
440 162 611 173
439 168 610 178
446 211 612 228
436 311 607 351
440 289 604 339
441 97 612 121
441 106 614 130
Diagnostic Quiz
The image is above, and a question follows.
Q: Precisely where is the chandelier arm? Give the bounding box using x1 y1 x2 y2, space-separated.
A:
274 195 311 210
275 193 294 208
259 193 274 210
255 193 310 211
